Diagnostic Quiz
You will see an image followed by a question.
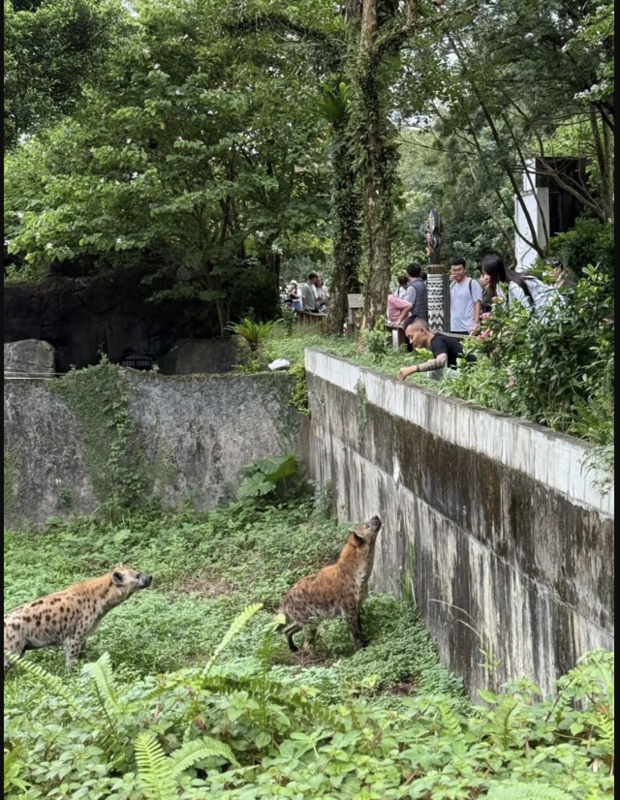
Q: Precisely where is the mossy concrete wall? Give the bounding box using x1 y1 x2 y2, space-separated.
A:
305 349 615 698
4 370 301 527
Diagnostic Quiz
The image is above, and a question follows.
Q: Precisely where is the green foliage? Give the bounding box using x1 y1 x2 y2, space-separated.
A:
229 318 279 352
4 0 332 327
362 322 390 363
49 358 158 517
238 454 301 501
231 317 281 372
280 306 297 337
311 81 352 127
4 0 128 150
4 745 29 795
4 492 615 799
290 362 310 415
4 630 614 799
547 220 615 279
441 266 615 476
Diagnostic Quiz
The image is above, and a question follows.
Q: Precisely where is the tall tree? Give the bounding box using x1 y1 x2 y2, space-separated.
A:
4 0 128 150
4 0 332 333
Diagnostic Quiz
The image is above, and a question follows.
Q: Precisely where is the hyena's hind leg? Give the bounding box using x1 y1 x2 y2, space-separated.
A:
283 623 303 653
346 610 364 652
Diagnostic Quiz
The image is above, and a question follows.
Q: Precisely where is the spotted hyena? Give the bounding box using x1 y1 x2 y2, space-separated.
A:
4 566 153 674
279 516 382 652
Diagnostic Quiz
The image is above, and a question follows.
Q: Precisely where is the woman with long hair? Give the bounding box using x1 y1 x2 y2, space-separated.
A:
481 255 552 313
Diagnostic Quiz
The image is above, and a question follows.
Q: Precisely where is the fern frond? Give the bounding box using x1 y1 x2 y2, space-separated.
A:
490 699 519 749
135 733 178 800
169 738 239 777
200 674 345 733
4 746 22 770
5 650 89 718
83 652 120 712
201 603 263 677
437 700 462 736
487 785 573 800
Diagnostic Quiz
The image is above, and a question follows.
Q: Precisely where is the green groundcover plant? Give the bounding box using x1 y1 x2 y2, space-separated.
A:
4 495 614 800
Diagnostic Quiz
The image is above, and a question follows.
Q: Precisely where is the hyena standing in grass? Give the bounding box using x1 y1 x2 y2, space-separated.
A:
4 566 153 674
278 516 382 652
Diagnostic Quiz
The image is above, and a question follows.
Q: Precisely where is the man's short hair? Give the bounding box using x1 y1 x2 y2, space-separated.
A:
405 318 430 334
308 273 319 281
407 263 422 278
452 257 467 268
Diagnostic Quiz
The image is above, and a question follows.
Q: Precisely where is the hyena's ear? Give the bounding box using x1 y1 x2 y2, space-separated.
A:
351 530 366 546
112 571 125 586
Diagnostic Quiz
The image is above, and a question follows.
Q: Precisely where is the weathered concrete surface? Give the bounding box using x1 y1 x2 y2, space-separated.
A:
305 349 614 698
125 372 298 508
160 339 237 375
4 371 300 527
4 380 97 524
4 340 55 376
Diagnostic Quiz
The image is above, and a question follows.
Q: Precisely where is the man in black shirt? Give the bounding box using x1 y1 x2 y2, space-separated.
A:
398 319 475 380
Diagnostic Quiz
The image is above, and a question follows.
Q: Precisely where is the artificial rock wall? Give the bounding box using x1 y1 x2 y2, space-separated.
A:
4 370 301 527
305 349 614 698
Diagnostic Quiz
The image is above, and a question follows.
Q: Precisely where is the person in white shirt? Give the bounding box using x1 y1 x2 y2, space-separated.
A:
481 254 554 315
300 273 321 313
396 275 410 299
315 277 328 310
449 258 483 333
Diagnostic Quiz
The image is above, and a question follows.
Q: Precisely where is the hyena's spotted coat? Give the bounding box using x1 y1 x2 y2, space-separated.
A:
279 516 382 652
4 566 153 674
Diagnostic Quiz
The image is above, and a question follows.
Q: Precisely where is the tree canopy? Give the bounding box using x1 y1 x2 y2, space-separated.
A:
4 0 615 330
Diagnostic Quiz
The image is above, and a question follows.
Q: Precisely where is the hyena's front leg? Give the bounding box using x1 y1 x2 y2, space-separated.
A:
346 610 364 651
64 636 85 673
302 621 320 652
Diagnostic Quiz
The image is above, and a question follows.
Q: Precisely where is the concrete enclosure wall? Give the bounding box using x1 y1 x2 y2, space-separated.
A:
4 370 301 527
305 349 614 697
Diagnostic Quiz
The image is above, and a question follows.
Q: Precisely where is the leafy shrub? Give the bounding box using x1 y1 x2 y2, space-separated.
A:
442 266 614 475
229 318 279 352
547 219 614 278
4 637 614 799
363 324 390 362
237 454 302 501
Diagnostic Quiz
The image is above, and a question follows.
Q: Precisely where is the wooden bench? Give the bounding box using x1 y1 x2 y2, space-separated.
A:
297 310 326 328
385 323 407 350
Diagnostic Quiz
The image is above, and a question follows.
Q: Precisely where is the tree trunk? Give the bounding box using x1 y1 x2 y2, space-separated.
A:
357 47 398 328
325 127 362 336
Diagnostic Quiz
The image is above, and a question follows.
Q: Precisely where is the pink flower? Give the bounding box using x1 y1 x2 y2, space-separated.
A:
508 379 516 389
481 312 492 320
480 329 492 340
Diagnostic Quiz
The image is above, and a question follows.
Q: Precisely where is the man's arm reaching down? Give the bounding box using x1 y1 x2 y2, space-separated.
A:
399 352 448 379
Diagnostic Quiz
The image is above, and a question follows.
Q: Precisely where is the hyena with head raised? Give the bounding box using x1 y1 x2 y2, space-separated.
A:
278 516 382 652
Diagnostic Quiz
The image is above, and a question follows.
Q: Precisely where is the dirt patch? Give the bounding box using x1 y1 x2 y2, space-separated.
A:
180 573 235 599
381 678 418 697
289 649 330 668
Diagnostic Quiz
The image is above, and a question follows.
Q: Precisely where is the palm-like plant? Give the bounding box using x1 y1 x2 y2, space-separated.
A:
228 318 278 352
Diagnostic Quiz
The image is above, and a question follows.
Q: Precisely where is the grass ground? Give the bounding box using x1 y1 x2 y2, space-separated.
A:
4 498 462 705
4 496 614 799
